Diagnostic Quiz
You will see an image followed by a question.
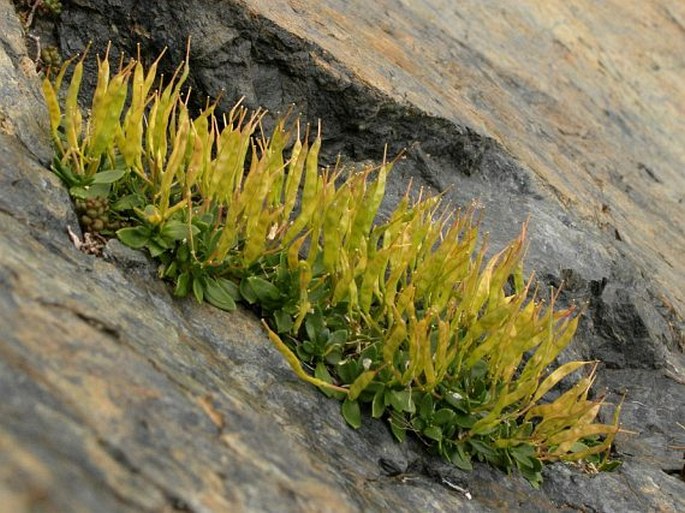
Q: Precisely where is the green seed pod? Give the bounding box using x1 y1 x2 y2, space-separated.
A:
41 47 63 69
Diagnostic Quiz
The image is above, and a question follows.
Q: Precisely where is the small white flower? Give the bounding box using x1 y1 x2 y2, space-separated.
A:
450 392 463 401
267 223 279 241
362 358 372 370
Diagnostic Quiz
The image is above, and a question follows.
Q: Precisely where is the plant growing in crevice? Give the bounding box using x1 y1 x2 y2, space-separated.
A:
43 46 621 487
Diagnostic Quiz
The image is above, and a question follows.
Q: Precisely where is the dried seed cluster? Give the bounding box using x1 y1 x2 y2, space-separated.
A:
40 46 62 70
74 196 122 233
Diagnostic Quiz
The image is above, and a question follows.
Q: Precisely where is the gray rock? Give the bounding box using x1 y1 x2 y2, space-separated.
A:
103 239 155 274
0 0 51 162
1 0 683 512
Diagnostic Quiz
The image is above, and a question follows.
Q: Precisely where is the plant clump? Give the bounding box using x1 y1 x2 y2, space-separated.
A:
38 0 62 16
42 45 621 487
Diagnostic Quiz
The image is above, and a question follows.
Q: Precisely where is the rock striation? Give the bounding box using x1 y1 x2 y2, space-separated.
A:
1 0 684 511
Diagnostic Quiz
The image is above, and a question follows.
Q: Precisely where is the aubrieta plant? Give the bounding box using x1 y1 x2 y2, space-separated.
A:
43 45 621 487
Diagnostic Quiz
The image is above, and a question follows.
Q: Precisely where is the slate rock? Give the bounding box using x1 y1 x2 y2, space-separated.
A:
0 0 51 162
1 0 684 512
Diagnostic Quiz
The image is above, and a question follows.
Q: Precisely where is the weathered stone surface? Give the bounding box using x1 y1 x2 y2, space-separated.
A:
2 0 684 512
0 0 51 161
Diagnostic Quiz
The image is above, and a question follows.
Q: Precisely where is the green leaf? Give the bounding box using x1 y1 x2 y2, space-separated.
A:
315 363 346 400
433 408 457 426
305 311 325 342
443 390 465 409
520 466 543 489
307 281 331 303
372 389 386 419
315 362 334 398
447 443 473 471
217 277 240 300
239 277 258 304
514 422 534 439
152 234 174 250
337 360 359 384
148 238 169 258
174 271 190 297
389 411 406 442
51 157 80 187
117 226 151 249
419 393 434 418
342 399 362 429
190 216 211 233
411 415 428 432
91 168 127 184
71 183 111 199
324 348 343 365
317 328 331 346
387 390 415 414
161 220 198 241
470 360 488 380
423 425 443 443
510 444 537 467
68 187 88 199
510 445 543 484
324 329 346 362
192 277 204 303
599 460 621 472
327 329 348 346
469 439 497 461
454 413 477 429
273 309 294 334
163 260 178 278
204 277 237 311
245 276 281 304
295 344 312 361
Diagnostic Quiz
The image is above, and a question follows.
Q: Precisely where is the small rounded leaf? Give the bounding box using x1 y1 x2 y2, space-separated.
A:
423 425 443 443
342 399 362 429
91 168 127 184
204 277 237 311
117 226 151 249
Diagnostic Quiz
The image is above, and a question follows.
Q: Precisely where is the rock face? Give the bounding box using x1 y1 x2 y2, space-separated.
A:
1 0 683 512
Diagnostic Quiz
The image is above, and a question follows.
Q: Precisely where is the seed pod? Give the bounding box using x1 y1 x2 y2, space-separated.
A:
92 219 104 232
